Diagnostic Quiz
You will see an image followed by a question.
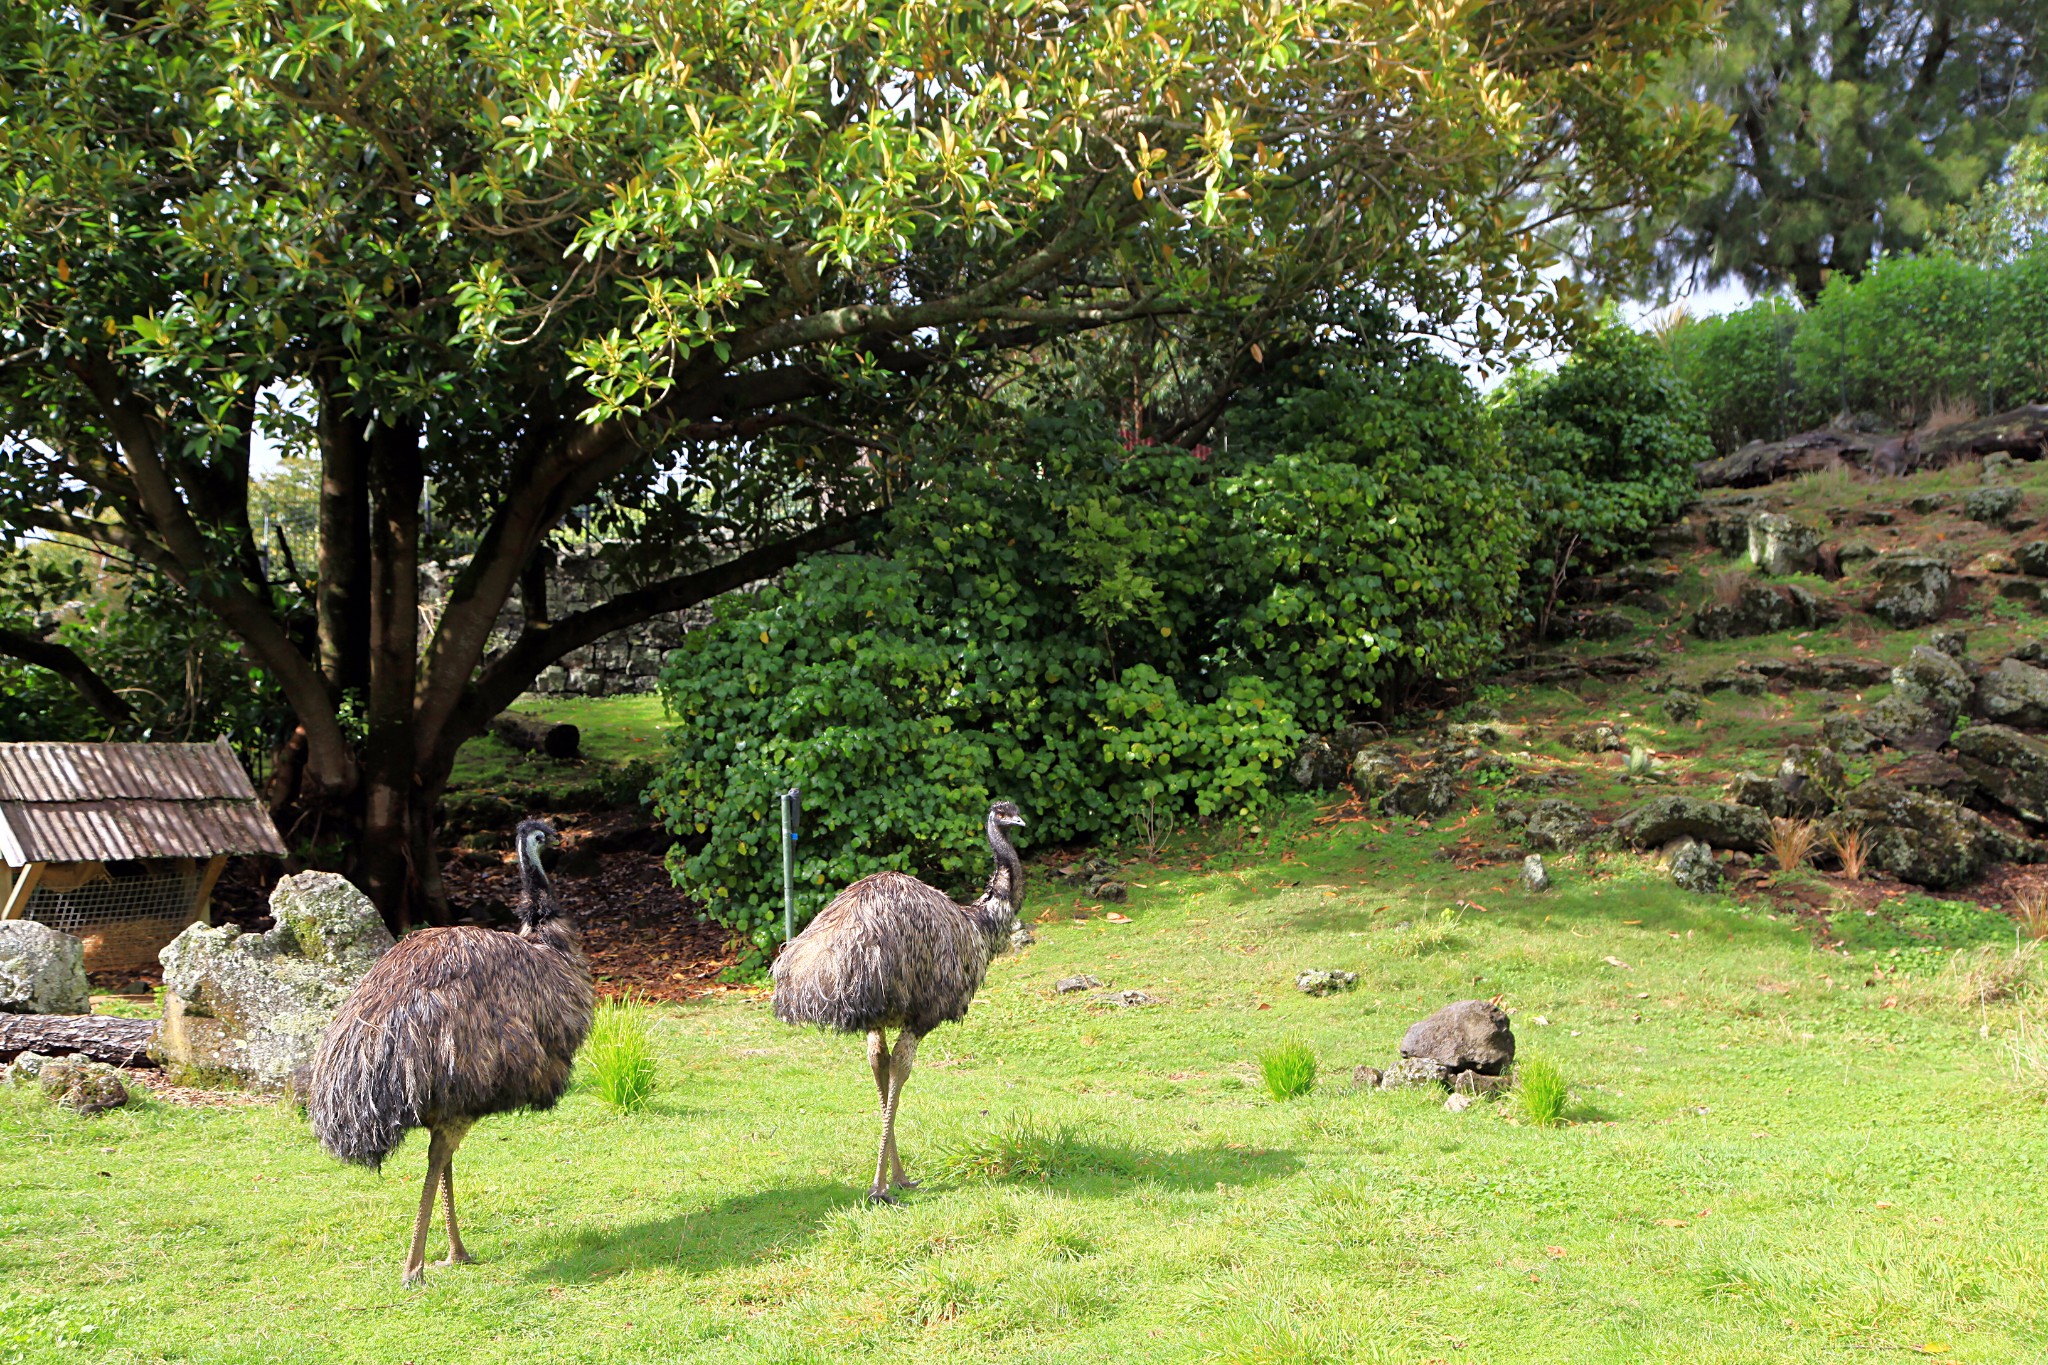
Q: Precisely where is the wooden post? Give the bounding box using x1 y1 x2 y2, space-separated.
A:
1 862 45 920
193 854 228 926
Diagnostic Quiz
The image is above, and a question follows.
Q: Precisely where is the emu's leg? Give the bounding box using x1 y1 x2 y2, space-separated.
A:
402 1128 455 1287
436 1121 476 1268
869 1030 922 1201
866 1030 914 1189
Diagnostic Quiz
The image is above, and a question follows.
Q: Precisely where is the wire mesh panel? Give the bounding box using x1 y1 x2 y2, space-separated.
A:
25 870 198 933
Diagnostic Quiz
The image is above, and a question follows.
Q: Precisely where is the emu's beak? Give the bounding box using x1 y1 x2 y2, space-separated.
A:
1013 815 1027 827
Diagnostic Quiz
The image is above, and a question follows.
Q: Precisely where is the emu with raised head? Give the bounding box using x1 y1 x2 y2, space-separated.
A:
308 819 594 1285
772 800 1027 1202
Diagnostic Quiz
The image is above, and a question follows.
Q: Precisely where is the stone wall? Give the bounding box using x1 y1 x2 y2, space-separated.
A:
423 544 744 698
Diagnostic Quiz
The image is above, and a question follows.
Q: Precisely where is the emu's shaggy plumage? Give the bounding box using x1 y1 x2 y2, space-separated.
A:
772 800 1026 1202
308 819 593 1285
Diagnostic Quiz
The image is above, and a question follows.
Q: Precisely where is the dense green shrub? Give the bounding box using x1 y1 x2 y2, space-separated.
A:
1662 300 1810 451
654 346 1525 954
1790 254 1998 425
1492 325 1710 622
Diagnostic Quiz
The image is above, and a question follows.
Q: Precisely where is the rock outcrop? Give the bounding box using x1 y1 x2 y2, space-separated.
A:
1820 780 2045 889
151 871 393 1093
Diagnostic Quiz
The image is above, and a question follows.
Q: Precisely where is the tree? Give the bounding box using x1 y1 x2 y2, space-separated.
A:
0 0 1719 926
1659 0 2048 300
1930 135 2048 262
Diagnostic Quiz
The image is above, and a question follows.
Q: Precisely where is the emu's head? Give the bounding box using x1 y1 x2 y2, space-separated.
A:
515 818 560 875
988 800 1026 830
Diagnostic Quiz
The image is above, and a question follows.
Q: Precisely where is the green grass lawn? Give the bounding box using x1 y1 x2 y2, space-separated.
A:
7 804 2045 1363
443 693 668 810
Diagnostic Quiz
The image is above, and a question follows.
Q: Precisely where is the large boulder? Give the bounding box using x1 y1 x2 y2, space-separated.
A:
1612 795 1771 853
0 921 89 1015
1952 724 2048 825
1974 658 2048 729
151 871 393 1093
1727 746 1842 818
1871 752 1983 807
1692 583 1832 640
1747 512 1822 575
1350 745 1400 797
1868 556 1953 630
1400 1000 1515 1077
1819 780 2045 889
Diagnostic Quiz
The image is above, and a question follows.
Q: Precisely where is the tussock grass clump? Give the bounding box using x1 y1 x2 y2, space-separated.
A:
2015 883 2048 940
582 995 656 1112
940 1117 1135 1184
2008 1012 2048 1097
1949 941 2039 1008
1767 816 1818 873
1259 1041 1317 1101
1517 1056 1569 1127
1827 825 1868 881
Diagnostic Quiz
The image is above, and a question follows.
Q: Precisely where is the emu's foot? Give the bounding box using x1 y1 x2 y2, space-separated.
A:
401 1264 427 1289
890 1176 921 1190
436 1251 477 1268
867 1187 901 1206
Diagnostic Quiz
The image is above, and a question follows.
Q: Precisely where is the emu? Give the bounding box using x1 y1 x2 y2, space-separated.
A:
308 819 594 1286
772 799 1027 1203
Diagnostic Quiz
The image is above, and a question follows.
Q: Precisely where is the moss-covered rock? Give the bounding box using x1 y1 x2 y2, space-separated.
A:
0 920 89 1015
1497 797 1596 851
1746 512 1822 575
1692 583 1832 640
151 871 393 1094
1868 556 1953 630
1952 724 2048 825
1892 645 1972 719
1820 780 2045 889
1613 795 1771 852
1973 658 2048 729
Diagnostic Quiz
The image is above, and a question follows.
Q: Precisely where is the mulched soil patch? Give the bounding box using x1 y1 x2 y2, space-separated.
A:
126 1068 267 1110
441 817 744 1004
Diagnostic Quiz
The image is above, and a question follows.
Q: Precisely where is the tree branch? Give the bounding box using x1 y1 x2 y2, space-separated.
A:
0 626 135 726
443 510 881 762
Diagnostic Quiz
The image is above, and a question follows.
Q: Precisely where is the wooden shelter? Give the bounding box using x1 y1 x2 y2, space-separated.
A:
0 740 286 972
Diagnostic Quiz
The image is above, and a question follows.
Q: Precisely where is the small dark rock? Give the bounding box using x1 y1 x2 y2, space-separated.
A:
2019 542 2048 578
1562 722 1627 753
1964 486 2024 527
1520 854 1552 892
1381 768 1459 822
1351 1065 1384 1090
1667 837 1722 893
1450 1071 1512 1095
1092 880 1130 904
1054 974 1103 994
1929 629 1969 659
1291 735 1350 791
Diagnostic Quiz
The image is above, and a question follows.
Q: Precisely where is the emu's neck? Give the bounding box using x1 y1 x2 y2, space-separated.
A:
976 816 1025 927
517 847 567 936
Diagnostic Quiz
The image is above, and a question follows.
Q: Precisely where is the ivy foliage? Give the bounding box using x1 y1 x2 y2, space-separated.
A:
653 346 1527 954
1493 324 1710 604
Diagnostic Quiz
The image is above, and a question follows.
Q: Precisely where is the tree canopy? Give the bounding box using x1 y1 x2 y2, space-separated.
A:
1657 0 2048 300
0 0 1720 922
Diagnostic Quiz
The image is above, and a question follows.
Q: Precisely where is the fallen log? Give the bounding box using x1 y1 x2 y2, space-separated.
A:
1695 428 1881 489
0 1013 157 1068
1915 404 2048 466
490 712 581 760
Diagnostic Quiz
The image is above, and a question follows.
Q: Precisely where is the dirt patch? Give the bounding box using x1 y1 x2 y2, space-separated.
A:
127 1068 269 1110
441 826 744 1004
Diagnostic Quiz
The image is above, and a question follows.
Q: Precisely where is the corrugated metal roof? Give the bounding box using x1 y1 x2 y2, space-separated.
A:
0 740 286 863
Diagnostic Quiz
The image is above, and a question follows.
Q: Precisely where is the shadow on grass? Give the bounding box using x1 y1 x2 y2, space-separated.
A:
528 1181 854 1282
933 1116 1303 1197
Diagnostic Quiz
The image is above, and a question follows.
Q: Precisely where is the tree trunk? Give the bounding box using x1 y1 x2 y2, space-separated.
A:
359 418 426 928
315 372 372 696
0 1013 156 1067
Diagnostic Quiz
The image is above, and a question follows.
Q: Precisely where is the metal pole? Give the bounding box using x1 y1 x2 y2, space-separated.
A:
780 787 798 943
